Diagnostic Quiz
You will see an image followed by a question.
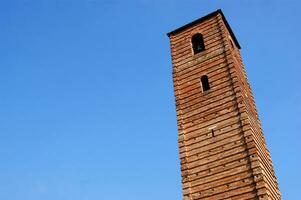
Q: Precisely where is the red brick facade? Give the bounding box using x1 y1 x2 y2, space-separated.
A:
168 10 281 200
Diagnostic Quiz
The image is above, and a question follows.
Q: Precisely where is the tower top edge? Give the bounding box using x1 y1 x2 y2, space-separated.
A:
167 9 241 49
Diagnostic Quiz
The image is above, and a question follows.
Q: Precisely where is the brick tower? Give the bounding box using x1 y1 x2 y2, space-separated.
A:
167 10 281 200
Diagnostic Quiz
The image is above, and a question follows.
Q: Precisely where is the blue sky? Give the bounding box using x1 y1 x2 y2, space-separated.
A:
0 0 300 199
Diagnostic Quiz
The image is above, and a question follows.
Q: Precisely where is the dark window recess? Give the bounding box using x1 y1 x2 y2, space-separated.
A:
201 75 210 91
191 33 205 54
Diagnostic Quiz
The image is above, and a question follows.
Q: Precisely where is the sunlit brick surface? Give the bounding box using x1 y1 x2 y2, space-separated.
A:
168 10 281 200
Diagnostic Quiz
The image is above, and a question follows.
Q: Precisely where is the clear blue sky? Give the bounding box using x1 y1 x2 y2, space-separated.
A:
0 1 300 199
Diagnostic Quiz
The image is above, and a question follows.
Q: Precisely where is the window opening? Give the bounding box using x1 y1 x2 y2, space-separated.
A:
201 75 210 92
191 33 205 54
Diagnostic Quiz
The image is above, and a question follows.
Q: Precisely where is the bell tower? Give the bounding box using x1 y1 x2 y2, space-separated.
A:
167 10 281 200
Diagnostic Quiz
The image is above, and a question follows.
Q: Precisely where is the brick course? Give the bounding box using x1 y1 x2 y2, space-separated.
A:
168 10 281 200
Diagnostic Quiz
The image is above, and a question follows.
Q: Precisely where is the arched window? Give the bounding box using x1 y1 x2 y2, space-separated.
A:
201 75 210 92
191 33 205 54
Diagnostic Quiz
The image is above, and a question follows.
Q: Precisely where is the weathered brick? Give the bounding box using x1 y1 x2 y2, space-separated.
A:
168 9 281 200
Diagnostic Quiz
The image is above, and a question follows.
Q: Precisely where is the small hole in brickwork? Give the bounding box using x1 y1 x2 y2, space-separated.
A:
211 129 215 137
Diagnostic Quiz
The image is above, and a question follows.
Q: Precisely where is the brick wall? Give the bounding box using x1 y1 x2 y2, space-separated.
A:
168 10 281 200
